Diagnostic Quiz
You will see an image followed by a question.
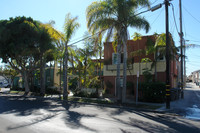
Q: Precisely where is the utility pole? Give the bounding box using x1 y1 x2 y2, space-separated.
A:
165 0 170 109
179 0 184 99
184 41 186 87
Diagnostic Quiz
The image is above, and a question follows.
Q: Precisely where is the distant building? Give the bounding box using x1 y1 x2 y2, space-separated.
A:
190 70 200 85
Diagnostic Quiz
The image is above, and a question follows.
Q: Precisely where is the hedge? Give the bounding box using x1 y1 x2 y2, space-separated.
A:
139 82 165 103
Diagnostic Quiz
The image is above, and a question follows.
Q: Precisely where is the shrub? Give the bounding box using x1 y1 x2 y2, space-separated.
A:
11 86 25 91
89 92 99 98
139 82 165 103
126 81 134 95
73 90 89 97
68 77 78 91
89 76 101 89
46 87 61 95
30 86 40 93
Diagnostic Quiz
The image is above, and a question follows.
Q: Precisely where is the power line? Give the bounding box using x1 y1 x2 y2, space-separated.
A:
187 54 200 58
182 10 187 38
171 3 179 37
68 7 155 46
151 8 164 26
187 63 200 66
135 0 159 13
186 34 200 42
69 1 159 44
183 5 200 25
188 40 200 43
68 29 106 46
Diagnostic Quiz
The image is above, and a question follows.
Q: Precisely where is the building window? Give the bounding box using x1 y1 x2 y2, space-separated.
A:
112 53 124 65
156 49 165 61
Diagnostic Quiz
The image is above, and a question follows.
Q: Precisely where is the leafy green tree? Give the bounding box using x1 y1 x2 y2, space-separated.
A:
77 42 95 88
90 34 104 89
86 0 150 103
0 16 53 94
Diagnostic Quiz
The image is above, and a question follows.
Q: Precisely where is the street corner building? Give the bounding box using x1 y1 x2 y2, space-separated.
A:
102 35 181 101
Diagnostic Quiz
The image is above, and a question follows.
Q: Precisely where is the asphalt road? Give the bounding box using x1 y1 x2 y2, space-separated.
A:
164 83 200 117
0 84 200 133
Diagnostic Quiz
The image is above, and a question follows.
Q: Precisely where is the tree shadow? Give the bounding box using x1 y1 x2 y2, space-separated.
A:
61 101 97 132
111 110 200 133
0 95 97 132
0 95 53 116
7 112 59 130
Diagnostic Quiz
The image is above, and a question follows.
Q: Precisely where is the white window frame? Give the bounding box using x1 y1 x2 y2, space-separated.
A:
112 52 127 65
112 53 118 65
156 49 165 61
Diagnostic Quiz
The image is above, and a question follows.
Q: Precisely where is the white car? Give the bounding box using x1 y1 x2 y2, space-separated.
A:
0 82 10 88
3 83 10 88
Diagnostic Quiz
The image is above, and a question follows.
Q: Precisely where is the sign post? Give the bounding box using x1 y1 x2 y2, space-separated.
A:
136 71 139 105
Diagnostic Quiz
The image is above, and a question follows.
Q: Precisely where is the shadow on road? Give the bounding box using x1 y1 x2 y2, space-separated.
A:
1 93 200 133
0 95 97 132
109 109 200 133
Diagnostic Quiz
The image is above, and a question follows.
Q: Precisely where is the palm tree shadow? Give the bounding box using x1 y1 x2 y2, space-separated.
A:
7 112 59 131
61 101 97 132
1 95 97 132
111 110 200 133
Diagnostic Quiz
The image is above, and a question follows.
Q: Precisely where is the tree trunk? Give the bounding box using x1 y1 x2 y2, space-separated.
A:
78 66 82 89
63 43 68 100
40 56 46 96
60 59 62 91
83 57 87 88
155 47 158 81
122 29 127 103
99 47 103 90
116 43 121 102
23 71 30 95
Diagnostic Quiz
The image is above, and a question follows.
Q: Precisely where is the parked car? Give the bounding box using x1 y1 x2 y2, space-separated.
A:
0 82 10 88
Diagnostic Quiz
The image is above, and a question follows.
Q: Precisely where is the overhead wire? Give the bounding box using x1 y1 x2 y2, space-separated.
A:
68 29 107 46
171 3 180 37
183 5 200 25
151 8 164 26
69 6 158 46
69 1 160 45
67 0 166 47
135 0 159 13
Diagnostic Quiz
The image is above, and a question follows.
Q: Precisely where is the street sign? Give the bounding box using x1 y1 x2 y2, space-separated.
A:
137 71 139 77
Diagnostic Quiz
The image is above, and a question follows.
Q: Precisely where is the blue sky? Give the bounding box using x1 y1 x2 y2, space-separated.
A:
0 0 200 76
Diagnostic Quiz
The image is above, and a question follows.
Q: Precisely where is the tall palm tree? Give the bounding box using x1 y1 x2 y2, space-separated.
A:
79 41 95 88
92 34 104 89
63 13 80 100
87 0 150 103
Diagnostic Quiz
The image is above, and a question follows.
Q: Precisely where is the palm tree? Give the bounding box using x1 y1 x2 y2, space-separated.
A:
79 41 95 88
92 34 104 89
63 13 80 100
87 0 150 103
